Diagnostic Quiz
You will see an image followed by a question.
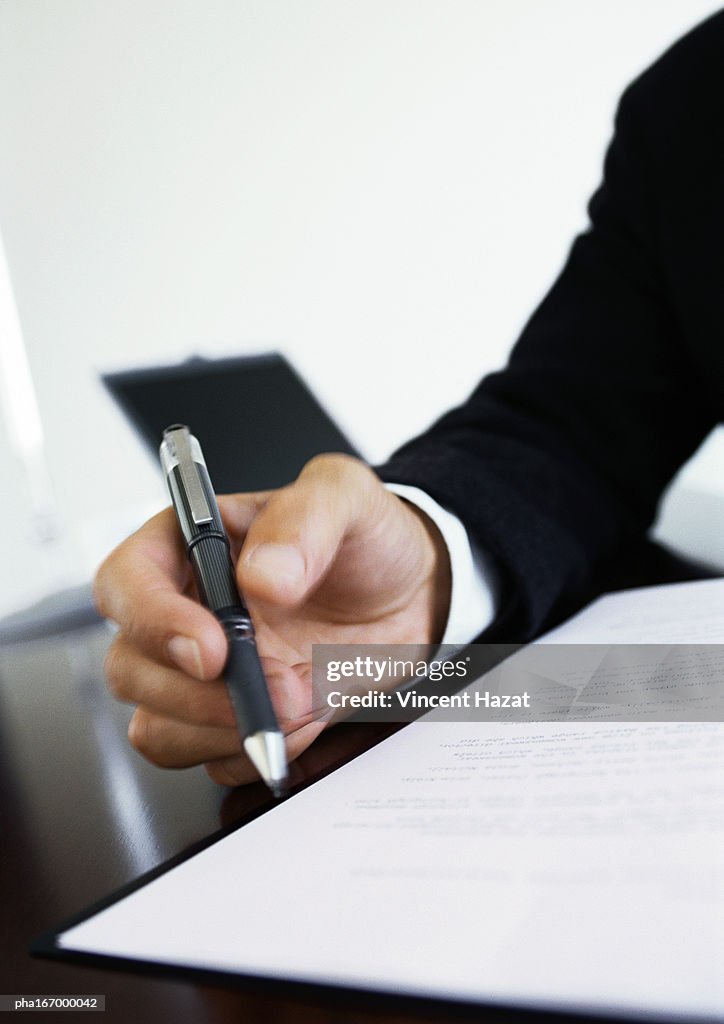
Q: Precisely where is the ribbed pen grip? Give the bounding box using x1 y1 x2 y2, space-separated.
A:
222 624 280 734
189 533 239 612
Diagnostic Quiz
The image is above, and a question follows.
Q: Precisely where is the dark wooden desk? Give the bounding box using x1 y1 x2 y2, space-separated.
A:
2 622 544 1024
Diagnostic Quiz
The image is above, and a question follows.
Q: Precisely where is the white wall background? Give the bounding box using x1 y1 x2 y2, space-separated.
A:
0 0 722 615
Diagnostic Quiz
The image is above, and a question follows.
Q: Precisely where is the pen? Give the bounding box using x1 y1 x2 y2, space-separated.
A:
159 424 288 797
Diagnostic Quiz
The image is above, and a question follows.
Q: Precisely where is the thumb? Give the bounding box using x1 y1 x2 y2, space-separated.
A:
238 455 382 606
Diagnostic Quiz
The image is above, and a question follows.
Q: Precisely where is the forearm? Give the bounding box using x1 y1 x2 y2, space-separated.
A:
379 50 720 639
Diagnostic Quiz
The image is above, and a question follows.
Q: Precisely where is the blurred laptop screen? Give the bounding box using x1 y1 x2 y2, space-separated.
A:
103 353 360 494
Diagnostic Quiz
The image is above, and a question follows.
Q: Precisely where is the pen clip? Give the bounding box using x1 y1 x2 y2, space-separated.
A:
165 426 214 527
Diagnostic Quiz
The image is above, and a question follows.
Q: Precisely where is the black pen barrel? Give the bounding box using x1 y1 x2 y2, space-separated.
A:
220 623 281 735
161 425 288 796
189 532 242 613
188 534 278 732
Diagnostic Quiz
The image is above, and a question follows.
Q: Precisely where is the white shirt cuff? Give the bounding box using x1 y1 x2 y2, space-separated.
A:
384 483 497 646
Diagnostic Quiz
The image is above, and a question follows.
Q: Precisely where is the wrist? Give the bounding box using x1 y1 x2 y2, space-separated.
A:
400 500 452 645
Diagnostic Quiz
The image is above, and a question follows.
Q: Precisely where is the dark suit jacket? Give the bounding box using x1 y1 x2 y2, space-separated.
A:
377 11 724 641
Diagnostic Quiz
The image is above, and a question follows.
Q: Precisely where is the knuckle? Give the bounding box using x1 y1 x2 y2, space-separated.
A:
92 554 116 618
118 600 141 642
103 641 127 699
303 452 362 480
107 642 147 704
127 708 157 760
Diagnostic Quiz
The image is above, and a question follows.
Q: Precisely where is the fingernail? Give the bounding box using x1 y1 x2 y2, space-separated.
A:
168 635 204 677
244 543 306 588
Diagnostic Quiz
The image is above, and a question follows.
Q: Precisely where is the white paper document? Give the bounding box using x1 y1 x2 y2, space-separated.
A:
539 575 724 644
57 579 724 1021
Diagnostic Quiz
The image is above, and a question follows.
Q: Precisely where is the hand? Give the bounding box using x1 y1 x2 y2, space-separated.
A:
94 454 451 786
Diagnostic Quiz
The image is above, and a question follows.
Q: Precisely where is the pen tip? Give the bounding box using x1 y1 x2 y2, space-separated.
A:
244 732 289 800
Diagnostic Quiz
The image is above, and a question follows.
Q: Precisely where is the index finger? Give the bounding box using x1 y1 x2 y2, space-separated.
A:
93 506 227 679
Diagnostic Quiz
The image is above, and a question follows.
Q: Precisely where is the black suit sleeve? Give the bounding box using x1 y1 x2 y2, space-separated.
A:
377 16 723 640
